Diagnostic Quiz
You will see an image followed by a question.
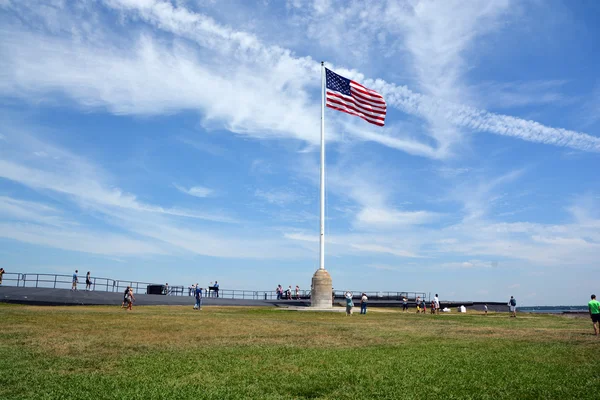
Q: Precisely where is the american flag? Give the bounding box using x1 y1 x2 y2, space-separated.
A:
325 68 386 127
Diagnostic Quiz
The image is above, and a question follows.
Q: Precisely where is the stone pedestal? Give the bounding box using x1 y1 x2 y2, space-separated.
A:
311 268 332 309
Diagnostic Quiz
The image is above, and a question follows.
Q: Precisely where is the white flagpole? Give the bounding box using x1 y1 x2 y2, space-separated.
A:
319 61 326 270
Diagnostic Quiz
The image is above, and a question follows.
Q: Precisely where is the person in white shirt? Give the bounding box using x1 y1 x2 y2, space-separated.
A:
434 294 440 314
360 293 368 314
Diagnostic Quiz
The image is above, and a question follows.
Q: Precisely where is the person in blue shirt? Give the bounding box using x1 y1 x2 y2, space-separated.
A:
194 285 203 310
71 270 78 291
345 291 354 316
508 296 517 317
214 281 219 298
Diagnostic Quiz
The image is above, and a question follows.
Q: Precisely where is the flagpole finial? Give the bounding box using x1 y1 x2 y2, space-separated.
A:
321 61 324 66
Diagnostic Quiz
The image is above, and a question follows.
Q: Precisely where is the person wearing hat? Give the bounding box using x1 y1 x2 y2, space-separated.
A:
344 291 354 316
360 293 368 314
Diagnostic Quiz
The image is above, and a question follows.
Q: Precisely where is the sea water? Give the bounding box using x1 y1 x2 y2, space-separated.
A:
518 306 588 314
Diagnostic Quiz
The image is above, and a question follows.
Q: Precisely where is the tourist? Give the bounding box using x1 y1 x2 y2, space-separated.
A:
430 300 436 314
194 284 203 310
416 296 421 313
421 298 426 314
360 293 368 314
588 294 600 336
214 281 219 298
295 285 300 300
71 270 78 291
345 291 353 316
164 283 169 295
484 304 488 315
287 285 292 300
276 284 282 300
434 294 440 314
122 286 130 308
0 267 5 285
508 296 517 317
125 287 135 310
85 271 92 291
402 296 408 312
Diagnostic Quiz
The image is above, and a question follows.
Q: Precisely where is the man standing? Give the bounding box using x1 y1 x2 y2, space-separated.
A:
194 285 203 310
360 293 368 315
434 294 440 314
71 270 78 291
588 294 600 336
214 281 219 298
508 296 517 317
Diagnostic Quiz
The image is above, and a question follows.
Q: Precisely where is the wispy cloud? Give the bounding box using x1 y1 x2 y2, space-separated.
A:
355 208 441 228
174 184 214 198
254 188 300 206
1 0 598 161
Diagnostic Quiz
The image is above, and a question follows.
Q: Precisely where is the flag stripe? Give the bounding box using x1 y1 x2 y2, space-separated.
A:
326 96 385 123
349 89 387 108
350 82 385 102
327 91 386 114
349 80 383 96
325 67 386 127
326 104 385 126
327 92 386 119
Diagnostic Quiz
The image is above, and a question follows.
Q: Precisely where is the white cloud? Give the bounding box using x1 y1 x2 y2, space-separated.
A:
254 188 299 206
355 207 441 227
440 260 494 269
1 0 597 161
0 196 71 227
0 221 167 256
350 243 422 258
174 184 213 198
471 80 571 109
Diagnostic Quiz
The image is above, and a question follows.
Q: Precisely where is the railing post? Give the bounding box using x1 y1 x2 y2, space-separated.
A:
54 275 57 289
23 274 26 287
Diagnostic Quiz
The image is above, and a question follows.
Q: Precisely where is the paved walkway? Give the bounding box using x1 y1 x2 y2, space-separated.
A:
0 286 309 307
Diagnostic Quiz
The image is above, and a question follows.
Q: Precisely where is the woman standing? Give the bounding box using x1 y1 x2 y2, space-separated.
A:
345 291 354 316
125 287 135 310
85 271 92 291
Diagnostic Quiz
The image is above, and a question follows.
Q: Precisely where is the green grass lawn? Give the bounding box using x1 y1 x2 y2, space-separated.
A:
0 304 598 399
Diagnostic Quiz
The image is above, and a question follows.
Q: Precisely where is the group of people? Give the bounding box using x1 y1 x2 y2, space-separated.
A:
187 281 219 298
121 286 135 310
276 284 300 300
412 294 441 314
344 292 369 315
71 270 93 291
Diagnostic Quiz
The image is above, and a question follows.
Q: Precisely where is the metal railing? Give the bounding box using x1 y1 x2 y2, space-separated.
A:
0 272 427 302
0 272 157 295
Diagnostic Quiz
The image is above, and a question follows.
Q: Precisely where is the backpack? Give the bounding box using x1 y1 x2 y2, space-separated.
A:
510 298 516 306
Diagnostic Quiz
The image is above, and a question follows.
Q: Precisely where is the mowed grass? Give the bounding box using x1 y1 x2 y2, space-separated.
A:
1 304 599 400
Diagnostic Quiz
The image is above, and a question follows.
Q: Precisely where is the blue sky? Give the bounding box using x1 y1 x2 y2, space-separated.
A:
1 0 599 305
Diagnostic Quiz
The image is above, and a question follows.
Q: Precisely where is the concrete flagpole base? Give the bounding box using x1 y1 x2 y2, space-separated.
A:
311 268 333 309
